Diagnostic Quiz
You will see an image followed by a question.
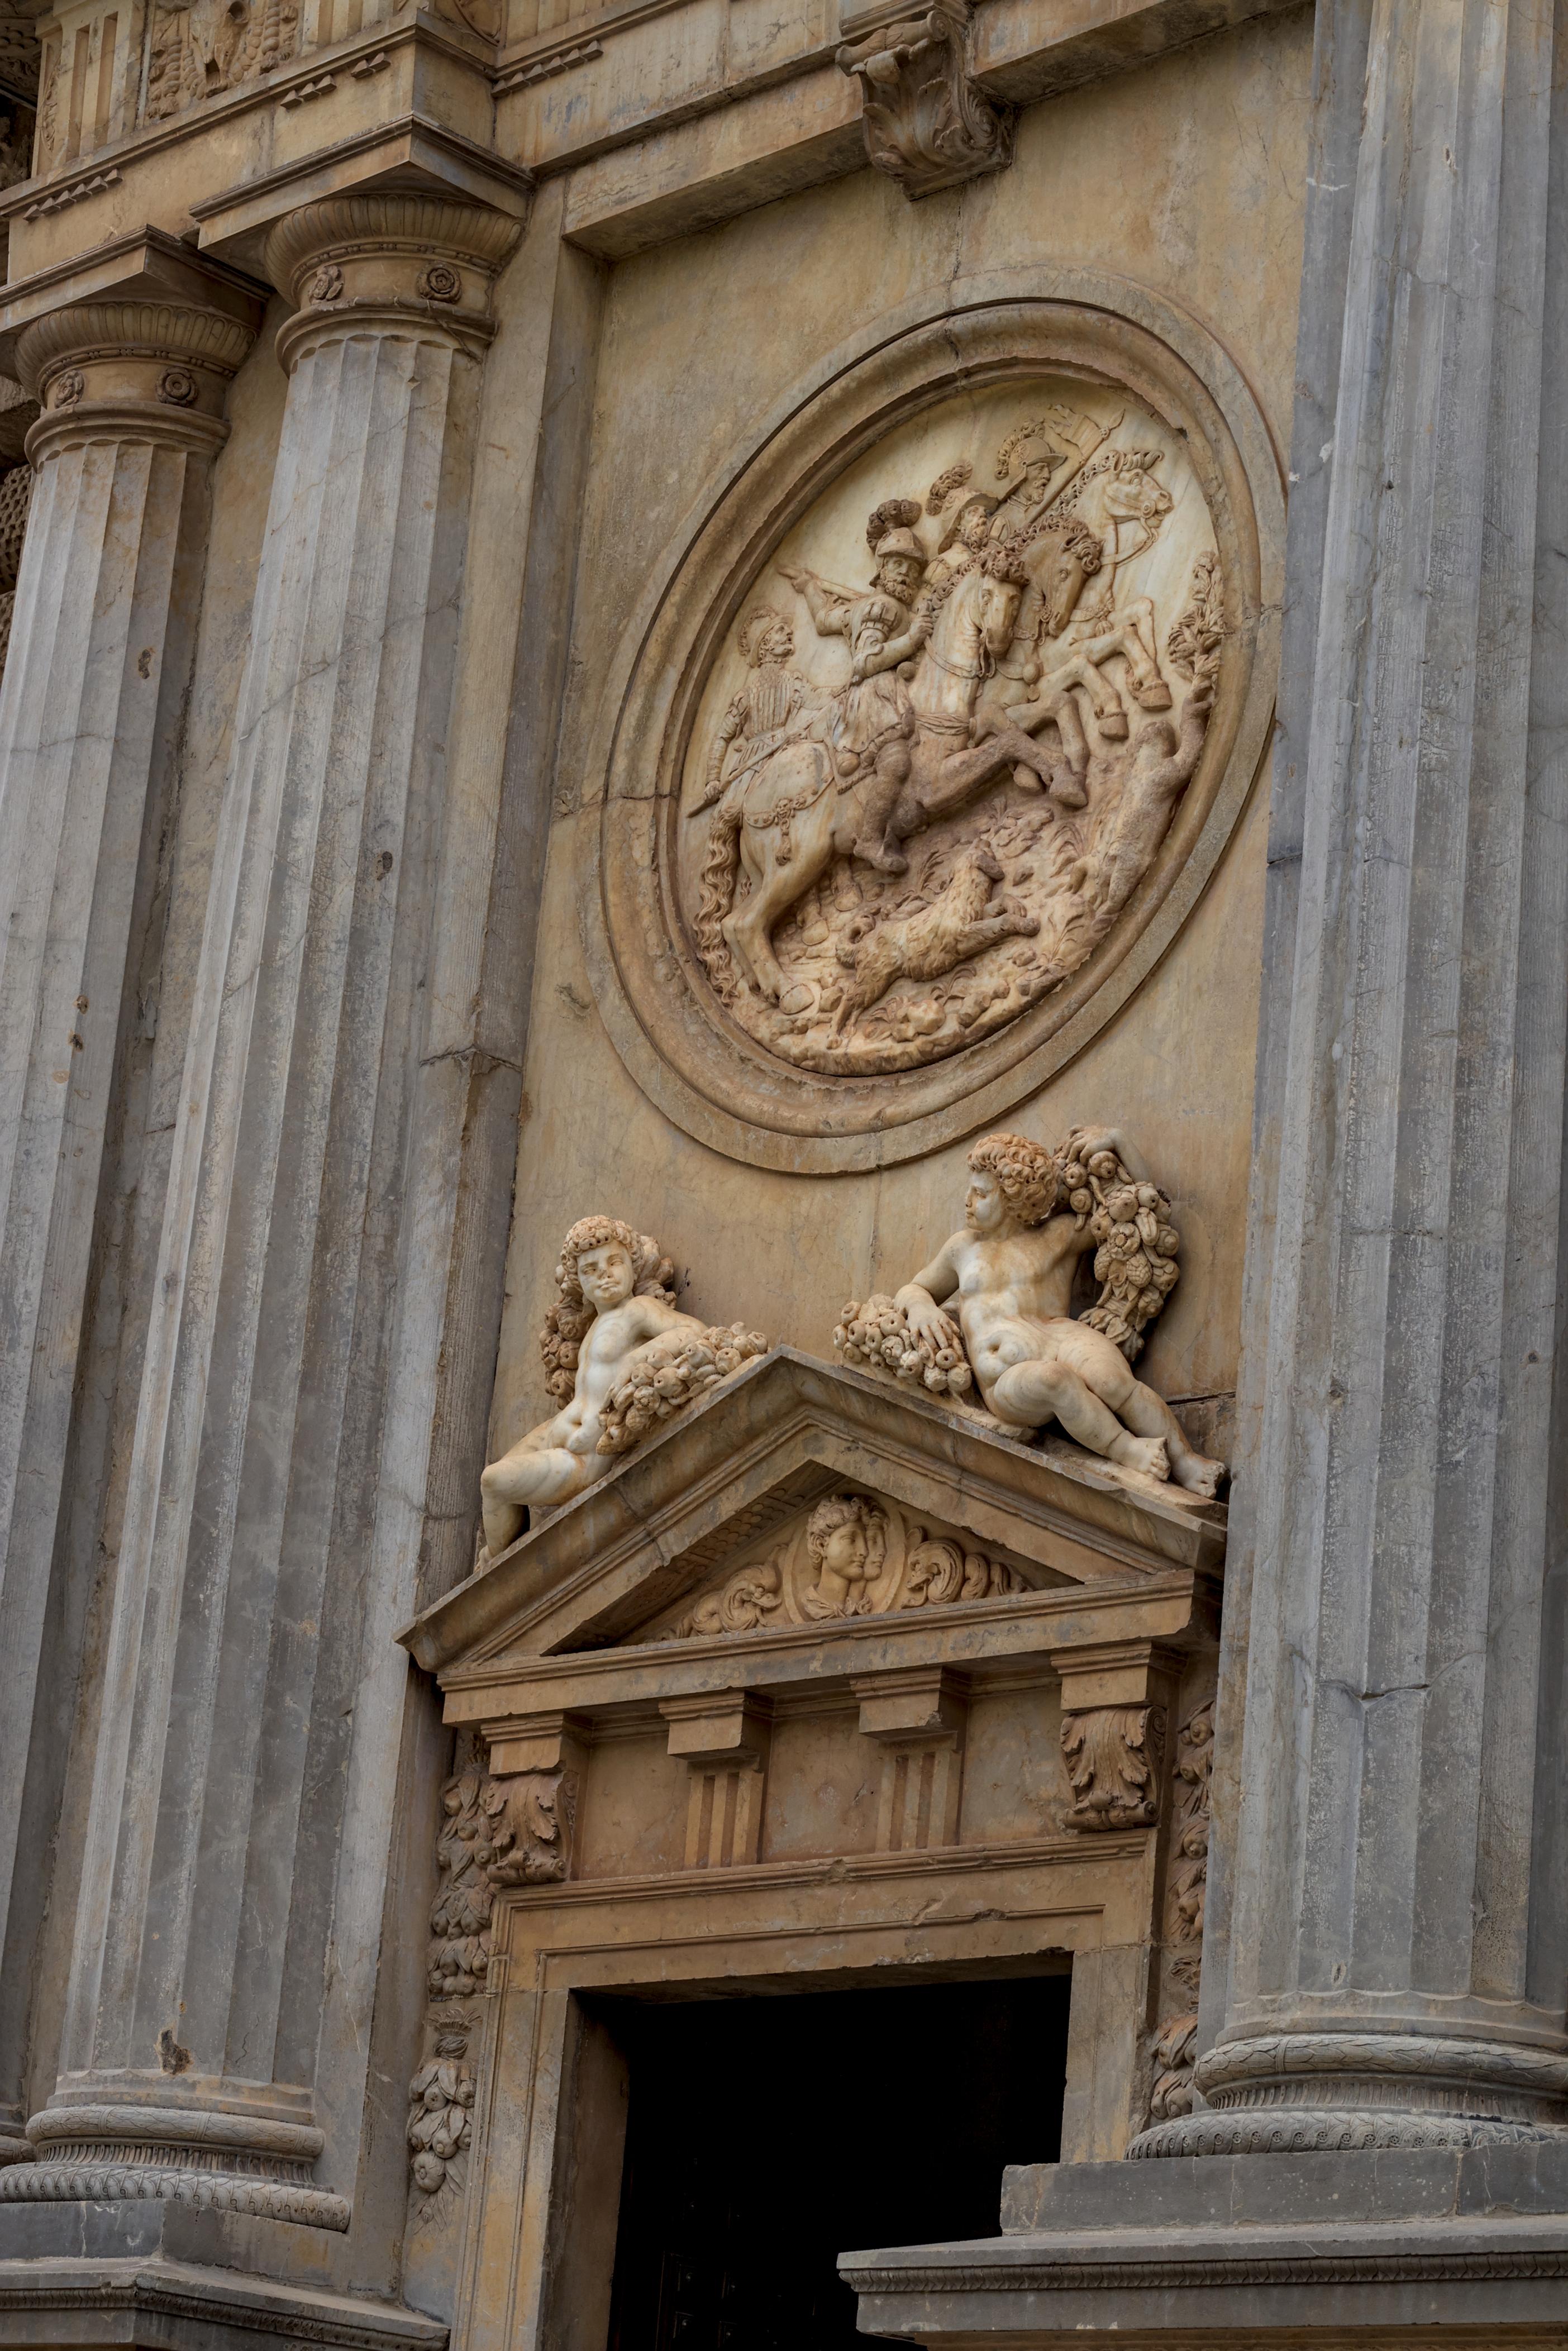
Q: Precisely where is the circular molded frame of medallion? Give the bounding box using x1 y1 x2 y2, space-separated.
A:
582 268 1284 1174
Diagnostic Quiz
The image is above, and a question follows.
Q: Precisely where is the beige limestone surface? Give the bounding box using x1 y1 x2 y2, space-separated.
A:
487 8 1309 1476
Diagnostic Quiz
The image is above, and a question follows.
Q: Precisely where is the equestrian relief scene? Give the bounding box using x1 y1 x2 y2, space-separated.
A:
678 378 1224 1075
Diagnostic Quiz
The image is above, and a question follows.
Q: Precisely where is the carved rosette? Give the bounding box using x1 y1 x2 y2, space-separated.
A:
265 195 525 375
837 0 1014 199
16 300 257 460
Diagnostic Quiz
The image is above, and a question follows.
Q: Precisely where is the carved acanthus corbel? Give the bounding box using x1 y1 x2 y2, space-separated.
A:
836 0 1014 201
1059 1703 1166 1831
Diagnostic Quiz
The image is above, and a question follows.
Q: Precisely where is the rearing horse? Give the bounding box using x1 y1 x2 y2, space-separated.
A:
701 556 1055 1005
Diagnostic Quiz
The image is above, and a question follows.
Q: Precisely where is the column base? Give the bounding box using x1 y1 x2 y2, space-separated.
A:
1128 2031 1568 2157
0 2199 444 2351
842 2145 1568 2345
0 2077 350 2230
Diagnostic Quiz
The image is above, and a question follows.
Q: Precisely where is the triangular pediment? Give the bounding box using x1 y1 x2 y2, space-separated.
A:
399 1349 1225 1681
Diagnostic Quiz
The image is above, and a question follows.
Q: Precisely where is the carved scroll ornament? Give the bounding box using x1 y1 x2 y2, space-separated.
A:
657 1491 1027 1641
836 0 1014 200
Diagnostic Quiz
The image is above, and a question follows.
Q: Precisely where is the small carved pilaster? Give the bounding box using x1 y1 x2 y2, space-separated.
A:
661 1692 773 1869
1146 1696 1215 2126
836 0 1013 201
853 1667 967 1852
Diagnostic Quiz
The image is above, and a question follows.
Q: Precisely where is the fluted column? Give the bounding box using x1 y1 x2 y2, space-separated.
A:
1137 0 1568 2156
0 289 258 2169
0 194 521 2223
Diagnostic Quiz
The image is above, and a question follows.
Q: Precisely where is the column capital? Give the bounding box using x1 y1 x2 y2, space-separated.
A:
17 299 258 461
265 194 524 375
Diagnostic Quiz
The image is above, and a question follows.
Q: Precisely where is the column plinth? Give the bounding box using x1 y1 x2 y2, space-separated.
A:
0 193 520 2225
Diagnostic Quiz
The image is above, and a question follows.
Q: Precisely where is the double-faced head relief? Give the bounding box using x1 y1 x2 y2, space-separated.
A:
679 388 1221 1077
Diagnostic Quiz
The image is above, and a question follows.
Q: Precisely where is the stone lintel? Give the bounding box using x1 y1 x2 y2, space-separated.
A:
439 1575 1197 1732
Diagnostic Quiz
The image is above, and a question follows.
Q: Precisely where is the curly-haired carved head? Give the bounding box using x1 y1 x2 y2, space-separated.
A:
540 1217 676 1403
805 1492 880 1571
966 1132 1060 1228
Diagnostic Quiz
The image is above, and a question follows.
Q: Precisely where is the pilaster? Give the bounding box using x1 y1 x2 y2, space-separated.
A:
0 263 260 2172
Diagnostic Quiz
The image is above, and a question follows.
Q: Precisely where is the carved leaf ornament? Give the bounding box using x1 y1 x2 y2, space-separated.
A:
585 285 1282 1172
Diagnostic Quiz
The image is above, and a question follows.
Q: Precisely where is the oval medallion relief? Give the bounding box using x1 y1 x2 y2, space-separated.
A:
584 278 1284 1172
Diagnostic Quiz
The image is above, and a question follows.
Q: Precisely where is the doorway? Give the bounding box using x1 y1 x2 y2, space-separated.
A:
599 1972 1071 2350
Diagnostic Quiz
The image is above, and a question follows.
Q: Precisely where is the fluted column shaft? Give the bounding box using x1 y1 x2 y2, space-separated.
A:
0 195 521 2226
1137 0 1568 2157
0 293 256 2168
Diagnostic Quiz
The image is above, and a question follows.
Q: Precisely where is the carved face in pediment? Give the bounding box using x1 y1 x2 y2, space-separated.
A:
638 1487 1044 1644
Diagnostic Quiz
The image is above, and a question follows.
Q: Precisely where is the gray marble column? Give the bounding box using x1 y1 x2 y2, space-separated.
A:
0 288 258 2170
0 193 522 2223
1136 0 1568 2156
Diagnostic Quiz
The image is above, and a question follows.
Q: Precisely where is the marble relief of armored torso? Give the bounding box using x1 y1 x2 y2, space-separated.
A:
676 381 1223 1077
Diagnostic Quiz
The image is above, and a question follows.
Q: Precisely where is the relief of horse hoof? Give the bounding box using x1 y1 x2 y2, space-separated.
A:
857 842 908 875
1096 710 1129 741
778 981 816 1017
1050 774 1089 810
1135 681 1174 710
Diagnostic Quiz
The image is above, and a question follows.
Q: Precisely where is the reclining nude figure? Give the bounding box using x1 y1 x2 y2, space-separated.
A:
894 1132 1224 1495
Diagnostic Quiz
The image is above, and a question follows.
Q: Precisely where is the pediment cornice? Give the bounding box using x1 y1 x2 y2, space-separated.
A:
399 1348 1224 1680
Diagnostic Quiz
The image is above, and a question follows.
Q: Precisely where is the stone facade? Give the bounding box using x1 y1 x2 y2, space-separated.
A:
1 0 1567 2346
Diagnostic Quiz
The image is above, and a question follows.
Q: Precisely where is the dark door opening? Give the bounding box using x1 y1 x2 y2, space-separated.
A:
601 1972 1071 2350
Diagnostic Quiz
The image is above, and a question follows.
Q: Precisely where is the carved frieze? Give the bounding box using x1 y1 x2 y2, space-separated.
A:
145 0 301 120
656 1491 1028 1641
587 287 1283 1173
